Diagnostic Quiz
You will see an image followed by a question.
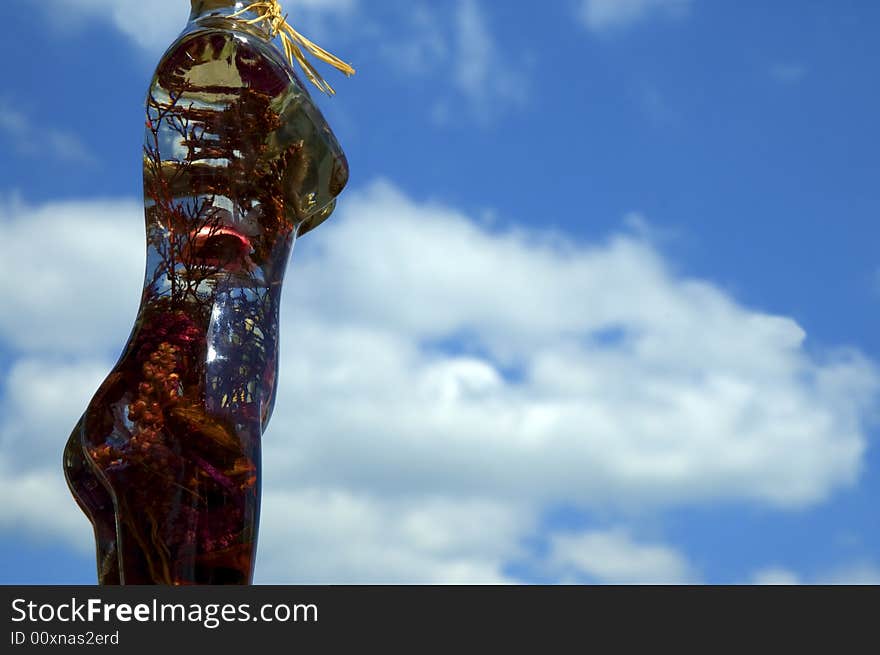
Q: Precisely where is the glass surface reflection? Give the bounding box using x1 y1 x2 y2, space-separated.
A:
63 1 348 584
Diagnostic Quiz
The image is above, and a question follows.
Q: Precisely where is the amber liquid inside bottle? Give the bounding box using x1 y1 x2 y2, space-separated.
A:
64 5 348 584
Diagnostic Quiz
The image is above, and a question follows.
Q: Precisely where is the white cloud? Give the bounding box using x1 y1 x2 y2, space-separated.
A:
46 0 357 52
0 359 110 471
44 0 521 122
451 0 527 117
547 529 695 583
0 199 143 355
454 0 491 95
816 562 880 585
289 0 356 10
0 181 877 582
378 0 528 122
0 102 95 165
751 567 801 585
378 4 448 77
0 468 94 552
769 63 808 84
272 181 876 509
49 0 189 51
579 0 692 33
0 357 113 553
256 491 524 583
751 562 880 585
637 85 680 125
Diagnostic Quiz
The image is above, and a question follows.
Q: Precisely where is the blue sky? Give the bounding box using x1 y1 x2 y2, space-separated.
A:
0 0 878 584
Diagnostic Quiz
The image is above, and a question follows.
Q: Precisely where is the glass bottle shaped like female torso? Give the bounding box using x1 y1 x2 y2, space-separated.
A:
63 0 348 584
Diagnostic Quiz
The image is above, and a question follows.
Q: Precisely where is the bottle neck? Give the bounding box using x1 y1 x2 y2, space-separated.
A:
189 1 244 19
188 1 272 40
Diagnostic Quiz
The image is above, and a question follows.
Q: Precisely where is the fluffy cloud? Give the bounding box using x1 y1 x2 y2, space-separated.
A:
579 0 692 33
257 491 525 583
769 63 808 84
46 0 358 52
0 199 143 354
750 567 801 585
46 0 194 51
273 181 876 509
547 529 695 583
449 0 527 118
0 101 95 165
0 181 876 581
44 0 523 122
372 1 528 122
817 563 880 585
751 562 880 585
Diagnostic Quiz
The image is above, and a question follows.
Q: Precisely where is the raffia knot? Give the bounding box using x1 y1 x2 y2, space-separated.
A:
229 1 355 96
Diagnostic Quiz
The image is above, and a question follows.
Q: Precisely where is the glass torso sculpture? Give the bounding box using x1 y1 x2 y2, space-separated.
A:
63 0 350 584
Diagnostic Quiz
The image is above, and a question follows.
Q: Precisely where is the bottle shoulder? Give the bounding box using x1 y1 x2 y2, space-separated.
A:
143 18 348 234
150 21 309 101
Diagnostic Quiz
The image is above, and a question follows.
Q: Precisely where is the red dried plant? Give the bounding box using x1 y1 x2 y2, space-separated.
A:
63 6 349 584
